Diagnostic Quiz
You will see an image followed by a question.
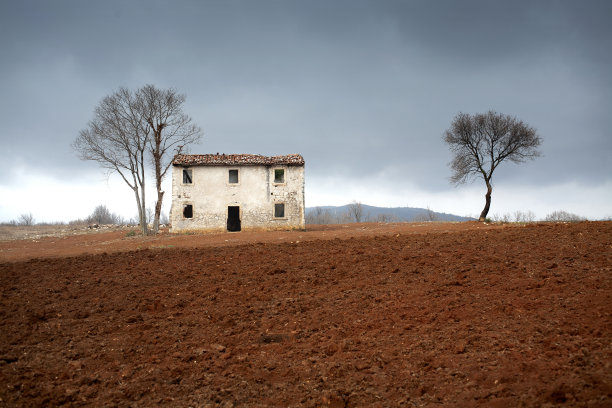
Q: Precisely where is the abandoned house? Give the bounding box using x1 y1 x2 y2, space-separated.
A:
170 153 305 232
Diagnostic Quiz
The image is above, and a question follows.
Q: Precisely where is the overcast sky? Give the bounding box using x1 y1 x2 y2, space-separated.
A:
1 0 611 222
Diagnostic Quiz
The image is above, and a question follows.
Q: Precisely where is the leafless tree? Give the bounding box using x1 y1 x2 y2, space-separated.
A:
306 207 335 225
73 85 202 235
140 85 202 233
444 111 542 221
414 206 438 222
544 210 585 222
146 207 154 225
73 87 150 234
490 213 511 223
18 213 35 226
87 204 121 225
513 210 536 223
347 201 365 223
376 213 399 223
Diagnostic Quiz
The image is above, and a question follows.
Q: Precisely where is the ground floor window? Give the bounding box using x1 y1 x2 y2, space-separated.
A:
274 203 285 218
183 204 193 218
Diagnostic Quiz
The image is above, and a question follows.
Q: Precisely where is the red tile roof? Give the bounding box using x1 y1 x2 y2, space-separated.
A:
172 153 305 166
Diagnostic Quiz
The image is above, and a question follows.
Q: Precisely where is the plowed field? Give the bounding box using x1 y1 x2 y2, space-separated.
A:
1 222 610 407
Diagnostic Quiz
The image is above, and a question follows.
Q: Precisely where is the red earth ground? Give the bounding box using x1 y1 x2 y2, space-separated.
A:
0 222 610 407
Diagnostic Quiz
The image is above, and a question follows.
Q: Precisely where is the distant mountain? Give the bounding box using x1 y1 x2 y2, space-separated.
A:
305 204 474 223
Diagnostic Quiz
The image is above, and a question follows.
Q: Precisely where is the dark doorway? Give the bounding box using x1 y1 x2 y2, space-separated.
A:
227 206 241 232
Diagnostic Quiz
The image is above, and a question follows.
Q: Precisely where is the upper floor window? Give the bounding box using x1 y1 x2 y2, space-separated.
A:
183 169 192 184
274 168 285 184
229 169 239 184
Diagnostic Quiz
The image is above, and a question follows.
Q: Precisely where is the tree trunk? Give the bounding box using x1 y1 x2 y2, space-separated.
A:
153 190 163 233
152 149 162 234
138 149 149 235
132 186 147 235
479 182 493 222
133 187 142 226
150 123 164 234
139 180 148 235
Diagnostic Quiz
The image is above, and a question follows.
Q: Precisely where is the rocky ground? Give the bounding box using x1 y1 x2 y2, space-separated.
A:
0 224 134 242
0 221 610 406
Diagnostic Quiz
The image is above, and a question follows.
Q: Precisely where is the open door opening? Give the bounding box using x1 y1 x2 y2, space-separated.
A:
227 206 241 232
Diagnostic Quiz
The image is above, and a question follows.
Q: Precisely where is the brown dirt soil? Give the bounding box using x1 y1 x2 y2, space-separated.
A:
0 222 610 407
0 222 489 262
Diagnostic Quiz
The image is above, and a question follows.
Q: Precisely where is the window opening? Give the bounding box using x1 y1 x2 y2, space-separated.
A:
183 204 193 218
274 168 285 183
229 169 239 184
183 169 192 184
274 203 285 218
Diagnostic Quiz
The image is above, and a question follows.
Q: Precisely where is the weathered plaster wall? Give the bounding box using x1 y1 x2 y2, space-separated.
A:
170 164 305 232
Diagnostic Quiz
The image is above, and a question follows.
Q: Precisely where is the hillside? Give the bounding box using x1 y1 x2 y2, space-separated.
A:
306 204 473 223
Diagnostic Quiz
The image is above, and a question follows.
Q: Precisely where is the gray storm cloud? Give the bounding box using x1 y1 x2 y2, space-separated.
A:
0 0 610 220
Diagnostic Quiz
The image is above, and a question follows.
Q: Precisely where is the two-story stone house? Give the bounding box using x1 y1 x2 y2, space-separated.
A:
170 153 305 232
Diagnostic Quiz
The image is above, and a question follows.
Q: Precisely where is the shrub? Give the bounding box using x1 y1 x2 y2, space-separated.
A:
544 210 586 222
491 213 511 223
87 205 122 225
513 210 536 223
491 211 535 223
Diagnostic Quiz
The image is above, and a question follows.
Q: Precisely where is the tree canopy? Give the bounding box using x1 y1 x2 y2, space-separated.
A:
444 111 542 221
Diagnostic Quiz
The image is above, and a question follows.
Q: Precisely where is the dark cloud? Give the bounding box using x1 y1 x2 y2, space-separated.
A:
0 0 610 200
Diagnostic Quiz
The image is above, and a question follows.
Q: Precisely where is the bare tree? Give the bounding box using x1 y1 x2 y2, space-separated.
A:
18 213 35 226
73 87 150 235
513 210 535 223
146 207 154 225
87 205 121 225
376 213 399 223
414 206 438 222
306 207 333 224
444 111 542 221
544 210 585 222
139 85 202 234
73 85 202 235
491 213 511 223
347 201 365 223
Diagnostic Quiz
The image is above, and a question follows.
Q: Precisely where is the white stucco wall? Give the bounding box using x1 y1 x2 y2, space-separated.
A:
170 164 305 232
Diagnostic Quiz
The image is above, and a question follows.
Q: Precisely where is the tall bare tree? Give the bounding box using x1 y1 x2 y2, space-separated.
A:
139 85 202 233
347 201 365 223
74 88 150 234
443 111 542 221
73 86 202 235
